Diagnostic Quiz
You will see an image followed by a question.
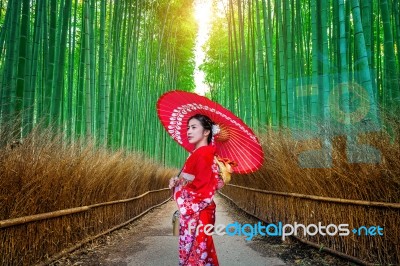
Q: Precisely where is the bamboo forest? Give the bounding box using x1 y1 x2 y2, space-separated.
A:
0 0 399 265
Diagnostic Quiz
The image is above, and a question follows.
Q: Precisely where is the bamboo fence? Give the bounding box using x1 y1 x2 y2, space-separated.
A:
220 184 400 265
0 188 171 265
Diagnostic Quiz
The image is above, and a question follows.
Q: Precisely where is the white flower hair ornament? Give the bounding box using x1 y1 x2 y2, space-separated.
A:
211 124 221 146
212 124 220 136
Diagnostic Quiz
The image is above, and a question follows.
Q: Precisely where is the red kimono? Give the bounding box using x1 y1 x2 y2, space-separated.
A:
174 145 224 266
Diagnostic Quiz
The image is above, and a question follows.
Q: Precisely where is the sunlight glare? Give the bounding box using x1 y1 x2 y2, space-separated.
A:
193 0 213 96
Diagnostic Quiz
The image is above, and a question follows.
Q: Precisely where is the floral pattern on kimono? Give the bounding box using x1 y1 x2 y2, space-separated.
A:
174 145 224 266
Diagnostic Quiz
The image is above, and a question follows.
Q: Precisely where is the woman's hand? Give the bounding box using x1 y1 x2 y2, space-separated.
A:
169 176 179 189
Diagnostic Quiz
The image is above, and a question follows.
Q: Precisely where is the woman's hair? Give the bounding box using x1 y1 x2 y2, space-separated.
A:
188 114 214 144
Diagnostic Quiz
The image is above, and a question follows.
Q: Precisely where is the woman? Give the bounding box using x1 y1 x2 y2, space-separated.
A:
169 114 224 266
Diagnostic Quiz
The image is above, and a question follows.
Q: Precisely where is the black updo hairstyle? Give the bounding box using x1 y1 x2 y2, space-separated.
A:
188 114 214 144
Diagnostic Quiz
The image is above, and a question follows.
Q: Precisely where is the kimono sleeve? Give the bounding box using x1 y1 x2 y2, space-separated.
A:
176 152 215 217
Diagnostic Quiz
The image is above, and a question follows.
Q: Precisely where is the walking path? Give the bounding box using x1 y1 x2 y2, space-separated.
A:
123 195 286 266
53 194 349 266
54 194 287 266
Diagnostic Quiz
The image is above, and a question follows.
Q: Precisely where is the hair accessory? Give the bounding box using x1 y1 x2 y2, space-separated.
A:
212 124 220 136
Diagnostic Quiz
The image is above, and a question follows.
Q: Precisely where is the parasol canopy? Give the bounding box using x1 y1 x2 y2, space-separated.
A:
157 90 264 174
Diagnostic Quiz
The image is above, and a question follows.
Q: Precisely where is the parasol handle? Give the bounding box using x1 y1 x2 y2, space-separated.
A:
170 168 183 198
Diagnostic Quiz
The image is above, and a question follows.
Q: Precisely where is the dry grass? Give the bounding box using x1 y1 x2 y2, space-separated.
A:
223 115 400 265
0 125 177 265
0 127 176 220
232 123 400 203
1 114 399 264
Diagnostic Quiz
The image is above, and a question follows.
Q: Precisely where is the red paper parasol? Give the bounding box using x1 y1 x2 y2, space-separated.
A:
157 90 264 174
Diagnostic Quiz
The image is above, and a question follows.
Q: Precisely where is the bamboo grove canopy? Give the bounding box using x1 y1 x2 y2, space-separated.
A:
202 0 399 134
0 0 196 166
0 0 399 168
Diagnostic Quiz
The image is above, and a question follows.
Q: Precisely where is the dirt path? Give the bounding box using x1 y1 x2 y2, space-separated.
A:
52 194 353 266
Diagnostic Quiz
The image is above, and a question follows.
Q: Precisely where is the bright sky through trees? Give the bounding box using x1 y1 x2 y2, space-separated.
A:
194 0 212 95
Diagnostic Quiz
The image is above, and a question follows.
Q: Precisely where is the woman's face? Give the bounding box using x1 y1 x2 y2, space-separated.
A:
187 118 210 147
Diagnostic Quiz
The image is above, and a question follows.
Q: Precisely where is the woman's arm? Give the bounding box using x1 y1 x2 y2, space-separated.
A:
176 154 215 216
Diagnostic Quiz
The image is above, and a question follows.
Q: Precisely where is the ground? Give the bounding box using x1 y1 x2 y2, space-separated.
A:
51 195 358 266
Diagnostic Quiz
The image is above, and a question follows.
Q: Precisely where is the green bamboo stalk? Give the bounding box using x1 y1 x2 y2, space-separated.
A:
25 0 43 135
380 0 399 108
338 0 350 127
320 0 330 121
360 1 372 67
350 0 378 123
255 0 266 126
229 0 240 115
1 0 21 125
237 0 251 125
0 1 12 117
51 0 72 126
50 0 64 125
16 0 30 137
44 0 57 125
75 5 86 138
0 0 11 61
247 1 257 129
285 0 294 128
294 0 306 130
84 0 92 138
310 0 319 127
376 1 382 106
89 0 96 140
277 0 287 127
394 0 400 72
262 0 277 128
346 0 354 83
37 0 49 122
114 1 128 148
320 0 332 167
107 0 120 148
66 0 79 140
98 0 106 145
